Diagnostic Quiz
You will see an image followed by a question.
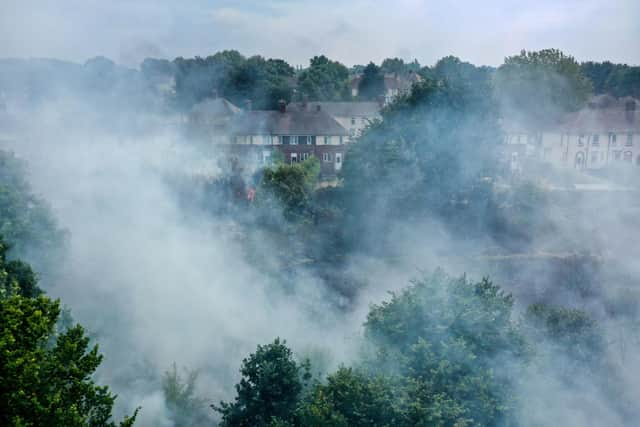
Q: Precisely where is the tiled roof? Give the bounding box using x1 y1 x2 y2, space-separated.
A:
556 98 640 132
191 98 241 117
230 108 349 136
289 101 382 117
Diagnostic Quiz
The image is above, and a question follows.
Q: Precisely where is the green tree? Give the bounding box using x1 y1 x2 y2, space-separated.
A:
298 367 398 427
172 51 295 110
213 338 310 427
357 62 385 100
494 49 593 124
340 78 501 250
297 55 350 101
363 271 527 426
581 61 640 98
163 363 210 426
256 157 320 223
0 294 138 426
0 236 41 298
0 150 67 281
524 303 605 369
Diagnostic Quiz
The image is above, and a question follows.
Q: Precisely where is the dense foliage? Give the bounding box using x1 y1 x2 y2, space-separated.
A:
357 62 385 101
213 338 310 426
494 49 593 124
581 61 640 98
173 50 295 110
0 244 137 427
0 150 67 281
297 55 351 101
220 272 530 426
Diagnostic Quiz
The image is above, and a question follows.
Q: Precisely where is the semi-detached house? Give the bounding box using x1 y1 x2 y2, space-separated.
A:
229 101 350 177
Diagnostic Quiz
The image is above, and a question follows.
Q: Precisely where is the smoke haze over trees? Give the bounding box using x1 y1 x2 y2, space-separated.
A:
1 14 640 424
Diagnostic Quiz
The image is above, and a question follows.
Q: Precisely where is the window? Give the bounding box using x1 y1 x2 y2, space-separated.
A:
324 136 331 145
291 136 298 145
322 152 332 162
592 134 599 146
302 152 310 161
336 153 342 164
249 135 254 144
310 136 316 145
263 135 271 144
626 133 633 146
282 135 291 145
290 153 298 163
339 136 344 145
610 133 617 145
351 117 356 126
578 134 585 147
262 150 271 163
302 136 312 145
624 151 632 162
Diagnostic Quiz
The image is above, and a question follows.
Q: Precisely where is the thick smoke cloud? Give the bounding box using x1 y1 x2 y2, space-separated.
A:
2 56 640 426
1 99 369 424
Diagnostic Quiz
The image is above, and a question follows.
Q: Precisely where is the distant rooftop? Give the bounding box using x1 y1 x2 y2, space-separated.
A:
558 96 639 132
230 107 349 136
191 97 241 117
288 101 382 117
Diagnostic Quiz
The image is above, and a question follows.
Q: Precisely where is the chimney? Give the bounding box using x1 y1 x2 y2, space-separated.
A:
278 99 286 113
626 100 636 122
625 100 636 111
302 94 309 111
244 99 252 111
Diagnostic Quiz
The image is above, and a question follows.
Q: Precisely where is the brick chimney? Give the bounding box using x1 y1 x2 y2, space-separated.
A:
626 100 636 122
278 99 286 113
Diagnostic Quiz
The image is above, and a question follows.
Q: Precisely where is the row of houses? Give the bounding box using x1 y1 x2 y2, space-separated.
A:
506 95 640 173
188 96 382 177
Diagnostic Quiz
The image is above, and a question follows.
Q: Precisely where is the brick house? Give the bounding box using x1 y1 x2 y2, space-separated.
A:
288 100 382 138
229 101 350 178
539 96 640 170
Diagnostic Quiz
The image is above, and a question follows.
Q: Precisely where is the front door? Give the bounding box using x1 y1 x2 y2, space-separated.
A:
335 152 342 171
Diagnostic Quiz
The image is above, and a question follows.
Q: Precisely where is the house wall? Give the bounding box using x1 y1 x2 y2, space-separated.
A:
332 116 377 139
230 134 347 178
541 131 640 170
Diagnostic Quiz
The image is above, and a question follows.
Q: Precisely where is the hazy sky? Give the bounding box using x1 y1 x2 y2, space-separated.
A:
2 0 639 67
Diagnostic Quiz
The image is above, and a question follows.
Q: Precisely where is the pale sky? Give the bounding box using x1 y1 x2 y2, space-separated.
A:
1 0 639 68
